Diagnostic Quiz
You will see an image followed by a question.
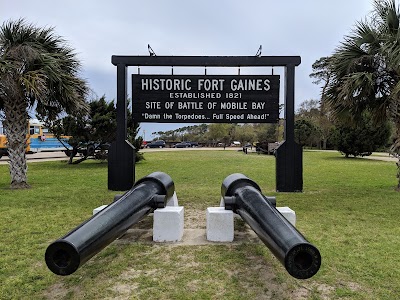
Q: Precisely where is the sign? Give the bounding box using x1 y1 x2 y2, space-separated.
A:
132 75 280 123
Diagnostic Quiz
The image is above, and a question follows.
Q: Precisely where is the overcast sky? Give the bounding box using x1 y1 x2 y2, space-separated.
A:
2 0 374 139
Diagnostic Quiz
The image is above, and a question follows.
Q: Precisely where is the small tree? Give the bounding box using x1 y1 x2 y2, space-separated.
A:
233 124 256 146
295 119 318 147
206 123 232 147
254 123 279 143
45 96 143 163
296 99 334 149
331 116 391 158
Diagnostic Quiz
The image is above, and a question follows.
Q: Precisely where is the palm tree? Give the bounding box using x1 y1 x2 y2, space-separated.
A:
0 19 89 188
323 0 400 189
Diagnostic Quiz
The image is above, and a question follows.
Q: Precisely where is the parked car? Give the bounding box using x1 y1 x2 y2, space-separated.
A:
147 140 166 148
173 142 191 148
188 141 199 147
255 141 280 155
231 141 241 147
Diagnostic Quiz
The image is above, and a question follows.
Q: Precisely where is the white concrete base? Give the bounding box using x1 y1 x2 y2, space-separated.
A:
277 206 296 226
206 205 297 242
153 206 184 242
219 197 225 207
206 207 234 242
93 205 108 215
166 192 179 206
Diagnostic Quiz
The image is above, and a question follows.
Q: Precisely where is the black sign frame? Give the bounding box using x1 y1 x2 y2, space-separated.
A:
109 56 302 193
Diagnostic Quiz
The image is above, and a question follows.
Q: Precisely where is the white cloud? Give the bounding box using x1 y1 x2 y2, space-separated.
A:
2 0 374 136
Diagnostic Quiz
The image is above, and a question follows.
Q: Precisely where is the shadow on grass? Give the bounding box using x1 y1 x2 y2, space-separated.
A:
31 160 109 170
322 156 383 163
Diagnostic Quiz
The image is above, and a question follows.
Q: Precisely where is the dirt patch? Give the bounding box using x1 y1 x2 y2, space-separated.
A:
346 281 362 291
109 248 290 299
43 283 68 299
185 208 206 229
124 208 206 230
290 282 339 300
43 282 81 300
116 209 261 246
107 283 139 300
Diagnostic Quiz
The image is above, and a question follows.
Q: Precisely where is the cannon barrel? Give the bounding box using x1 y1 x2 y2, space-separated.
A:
221 173 321 279
45 172 174 276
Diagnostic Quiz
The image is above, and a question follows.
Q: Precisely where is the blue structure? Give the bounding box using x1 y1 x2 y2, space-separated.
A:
29 137 71 153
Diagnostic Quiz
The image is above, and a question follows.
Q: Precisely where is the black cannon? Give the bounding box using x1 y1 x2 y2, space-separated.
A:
221 173 321 279
45 171 174 276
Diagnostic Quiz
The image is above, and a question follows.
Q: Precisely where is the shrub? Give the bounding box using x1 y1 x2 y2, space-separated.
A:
331 117 391 157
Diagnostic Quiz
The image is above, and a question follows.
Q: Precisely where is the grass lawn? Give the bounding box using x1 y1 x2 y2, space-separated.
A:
0 150 399 299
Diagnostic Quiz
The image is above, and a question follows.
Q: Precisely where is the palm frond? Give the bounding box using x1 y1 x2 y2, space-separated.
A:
0 18 89 119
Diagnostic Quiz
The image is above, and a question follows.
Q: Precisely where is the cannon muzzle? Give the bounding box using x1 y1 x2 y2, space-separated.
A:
45 172 174 276
221 173 321 279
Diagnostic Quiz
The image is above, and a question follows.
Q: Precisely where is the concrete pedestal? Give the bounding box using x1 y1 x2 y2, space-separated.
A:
206 207 234 242
153 206 184 242
206 206 296 242
277 206 296 226
166 192 179 206
93 205 108 215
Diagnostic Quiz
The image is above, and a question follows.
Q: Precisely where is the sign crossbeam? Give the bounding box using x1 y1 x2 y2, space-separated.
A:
112 55 301 67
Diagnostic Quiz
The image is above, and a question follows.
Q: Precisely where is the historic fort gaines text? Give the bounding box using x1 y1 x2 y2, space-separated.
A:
132 75 280 123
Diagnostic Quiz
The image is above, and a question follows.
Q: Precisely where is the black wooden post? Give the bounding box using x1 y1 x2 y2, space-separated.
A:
275 64 303 192
116 64 127 142
108 64 135 191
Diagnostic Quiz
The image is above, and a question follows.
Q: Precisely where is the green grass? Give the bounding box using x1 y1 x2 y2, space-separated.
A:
0 150 399 299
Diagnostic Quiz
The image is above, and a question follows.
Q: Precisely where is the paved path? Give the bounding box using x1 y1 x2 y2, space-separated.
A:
0 151 68 164
363 153 398 162
306 149 398 162
363 155 399 162
1 149 397 164
0 147 245 165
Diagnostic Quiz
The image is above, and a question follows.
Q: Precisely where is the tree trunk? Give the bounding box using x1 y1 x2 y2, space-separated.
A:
396 159 400 191
391 120 400 191
3 98 30 189
322 138 327 150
